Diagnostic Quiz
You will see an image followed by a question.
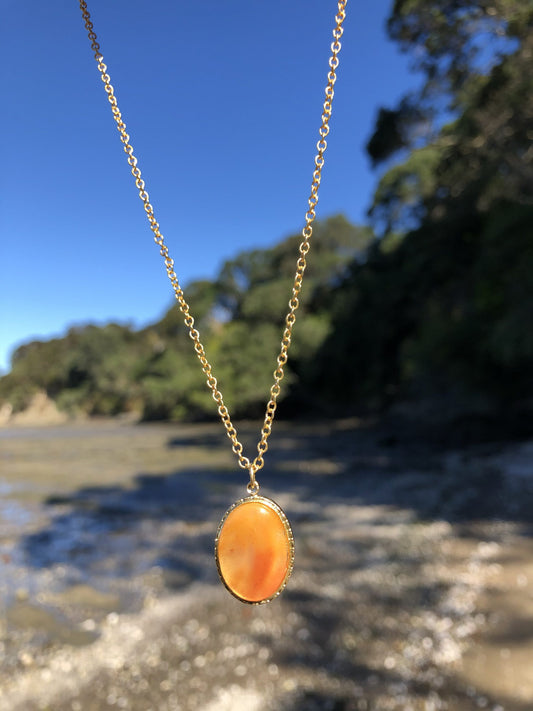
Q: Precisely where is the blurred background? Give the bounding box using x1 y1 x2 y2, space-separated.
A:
1 1 533 710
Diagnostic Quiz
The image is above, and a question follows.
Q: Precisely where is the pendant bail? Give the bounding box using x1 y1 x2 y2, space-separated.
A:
247 465 260 495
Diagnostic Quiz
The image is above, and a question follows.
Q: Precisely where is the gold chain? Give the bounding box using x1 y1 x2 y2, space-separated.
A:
79 0 347 493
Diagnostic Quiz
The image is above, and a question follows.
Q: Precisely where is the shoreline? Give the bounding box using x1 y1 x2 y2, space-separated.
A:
0 420 532 710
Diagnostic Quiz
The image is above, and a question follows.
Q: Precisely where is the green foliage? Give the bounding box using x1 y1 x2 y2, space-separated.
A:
381 0 532 145
314 0 533 413
369 142 444 235
139 354 209 421
209 321 284 417
0 371 39 413
315 203 533 410
215 215 371 320
240 278 295 323
0 216 373 421
366 100 425 166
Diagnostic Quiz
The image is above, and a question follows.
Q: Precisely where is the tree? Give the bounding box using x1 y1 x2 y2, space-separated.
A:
315 1 533 414
0 216 373 420
368 0 533 232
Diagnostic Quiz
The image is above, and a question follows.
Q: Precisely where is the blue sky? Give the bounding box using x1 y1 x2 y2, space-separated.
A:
1 0 418 373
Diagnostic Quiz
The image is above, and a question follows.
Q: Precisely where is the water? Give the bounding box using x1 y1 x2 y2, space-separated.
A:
0 421 532 710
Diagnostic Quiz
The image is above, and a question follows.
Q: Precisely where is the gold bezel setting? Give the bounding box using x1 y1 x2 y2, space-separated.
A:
215 495 295 605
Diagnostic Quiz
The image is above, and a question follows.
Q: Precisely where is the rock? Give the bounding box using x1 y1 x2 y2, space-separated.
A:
5 391 68 427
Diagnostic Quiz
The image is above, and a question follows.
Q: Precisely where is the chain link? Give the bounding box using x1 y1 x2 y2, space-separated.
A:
79 0 347 490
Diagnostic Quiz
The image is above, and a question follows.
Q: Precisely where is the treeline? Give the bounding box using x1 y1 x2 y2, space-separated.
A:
1 0 532 423
0 217 374 420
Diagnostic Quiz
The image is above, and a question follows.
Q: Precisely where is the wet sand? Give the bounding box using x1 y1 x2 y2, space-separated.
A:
0 419 532 710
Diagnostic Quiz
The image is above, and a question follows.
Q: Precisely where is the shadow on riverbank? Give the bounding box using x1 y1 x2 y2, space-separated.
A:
2 419 533 710
18 417 533 584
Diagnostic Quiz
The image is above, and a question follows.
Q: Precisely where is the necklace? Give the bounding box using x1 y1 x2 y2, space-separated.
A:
78 0 348 604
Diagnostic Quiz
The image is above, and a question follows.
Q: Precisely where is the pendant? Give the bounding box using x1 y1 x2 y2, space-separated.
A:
215 494 294 604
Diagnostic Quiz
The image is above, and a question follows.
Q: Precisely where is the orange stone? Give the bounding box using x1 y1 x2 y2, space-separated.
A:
215 496 294 603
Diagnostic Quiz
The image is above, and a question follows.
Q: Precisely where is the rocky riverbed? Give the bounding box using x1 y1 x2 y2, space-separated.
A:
0 418 532 710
